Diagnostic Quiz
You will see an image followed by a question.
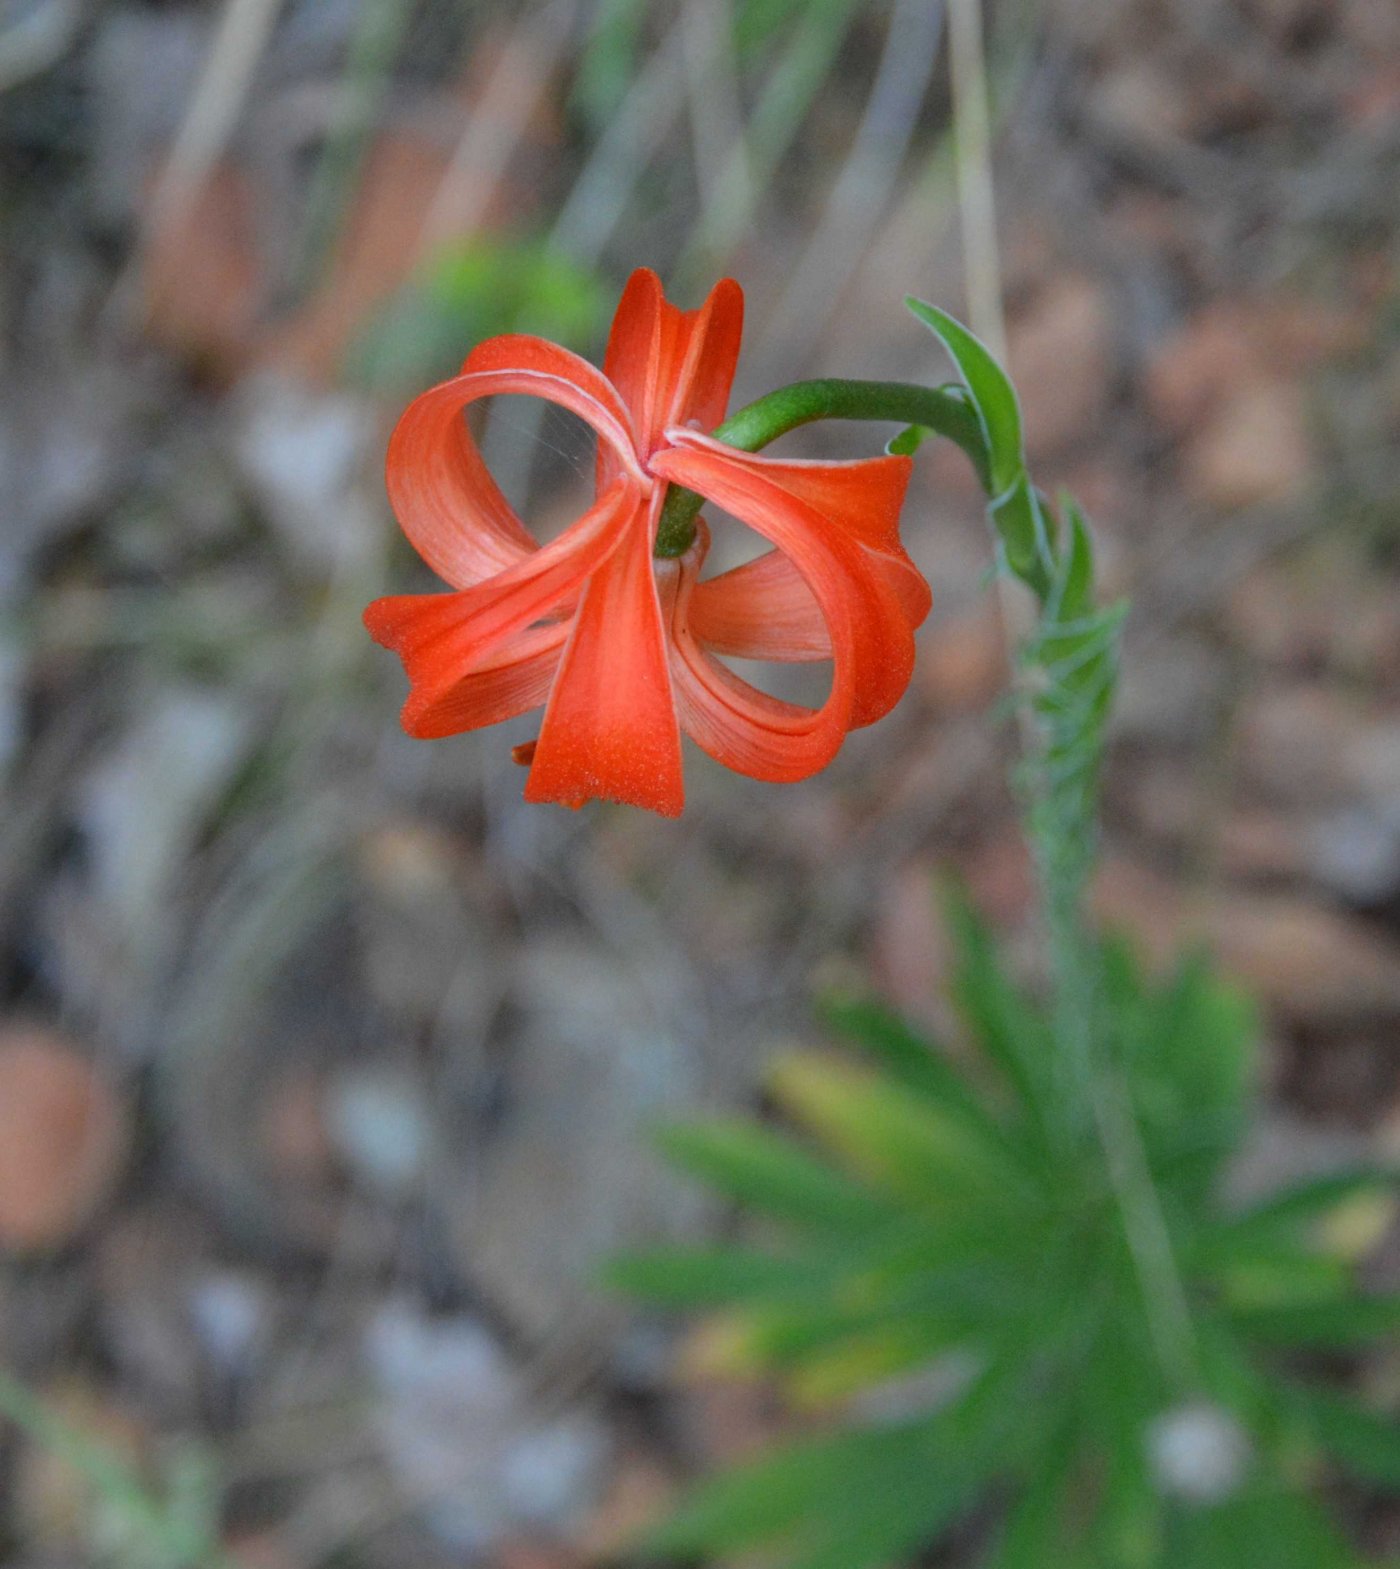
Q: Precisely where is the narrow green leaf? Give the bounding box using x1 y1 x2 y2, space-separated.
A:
641 1414 944 1560
603 1246 826 1307
818 994 1028 1163
989 476 1053 591
941 891 1054 1132
1278 1382 1400 1489
885 424 929 456
1208 1247 1352 1311
1213 1166 1400 1249
653 1121 890 1231
986 1415 1088 1569
1164 1486 1359 1569
904 298 1023 492
1228 1294 1400 1350
1055 498 1096 620
643 1340 1032 1568
768 1053 1035 1209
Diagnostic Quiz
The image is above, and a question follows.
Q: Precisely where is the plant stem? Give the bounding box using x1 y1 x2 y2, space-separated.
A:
653 377 988 556
947 0 1006 362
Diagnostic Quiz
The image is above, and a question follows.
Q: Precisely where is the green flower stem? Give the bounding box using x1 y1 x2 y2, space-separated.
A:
653 378 990 557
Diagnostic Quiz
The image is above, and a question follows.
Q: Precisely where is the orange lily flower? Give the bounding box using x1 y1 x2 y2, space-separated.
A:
364 268 930 817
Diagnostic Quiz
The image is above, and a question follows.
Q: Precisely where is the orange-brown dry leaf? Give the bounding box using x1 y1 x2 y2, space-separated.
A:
1092 857 1400 1023
577 1450 676 1560
0 1027 128 1253
257 1068 337 1187
226 1532 304 1569
1185 376 1313 511
1144 296 1361 439
261 132 458 385
959 833 1036 928
494 1542 581 1569
139 33 552 387
141 163 263 381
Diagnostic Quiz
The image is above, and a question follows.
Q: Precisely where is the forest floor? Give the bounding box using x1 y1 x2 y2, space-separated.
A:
0 1 1397 1564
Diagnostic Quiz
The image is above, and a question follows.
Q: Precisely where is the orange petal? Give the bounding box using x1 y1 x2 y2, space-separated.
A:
652 435 926 729
524 492 685 816
365 477 640 721
668 534 849 783
688 551 831 661
690 546 931 662
600 270 744 479
462 334 642 451
394 623 567 739
387 354 646 588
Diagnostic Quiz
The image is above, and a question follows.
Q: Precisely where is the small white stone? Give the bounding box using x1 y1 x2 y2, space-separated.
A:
501 1415 610 1526
326 1069 432 1199
364 1300 610 1552
1307 806 1400 905
1147 1401 1251 1502
187 1270 266 1371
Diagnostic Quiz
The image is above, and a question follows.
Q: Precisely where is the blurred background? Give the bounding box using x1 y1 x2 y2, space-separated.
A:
0 0 1396 1563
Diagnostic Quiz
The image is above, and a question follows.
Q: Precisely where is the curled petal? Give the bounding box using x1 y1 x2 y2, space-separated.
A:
391 623 567 740
690 548 929 663
387 356 647 588
688 552 830 661
668 528 848 782
462 334 642 453
525 492 685 816
651 435 925 729
600 269 744 483
365 477 640 725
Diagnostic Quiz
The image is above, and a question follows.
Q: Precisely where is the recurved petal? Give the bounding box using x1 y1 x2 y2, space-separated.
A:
524 493 685 816
689 547 931 662
387 354 646 589
668 275 744 439
688 551 831 661
462 334 641 454
651 435 926 729
668 547 850 782
600 270 743 481
395 623 567 739
365 476 640 715
666 430 927 602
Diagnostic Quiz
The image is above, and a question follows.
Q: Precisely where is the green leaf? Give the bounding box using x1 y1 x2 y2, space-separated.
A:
653 1121 891 1231
1054 497 1097 621
904 298 1023 493
1228 1294 1400 1350
642 1344 1032 1569
985 1419 1093 1569
942 891 1055 1135
1211 1249 1354 1312
885 424 929 456
1278 1383 1400 1488
768 1053 1036 1209
603 1246 828 1307
641 1413 952 1563
1163 1485 1359 1569
1151 953 1255 1106
347 240 605 393
1125 950 1256 1202
989 476 1054 590
1211 1166 1400 1251
818 994 1027 1160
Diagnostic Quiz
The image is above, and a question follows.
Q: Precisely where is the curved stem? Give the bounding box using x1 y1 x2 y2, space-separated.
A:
653 377 989 557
